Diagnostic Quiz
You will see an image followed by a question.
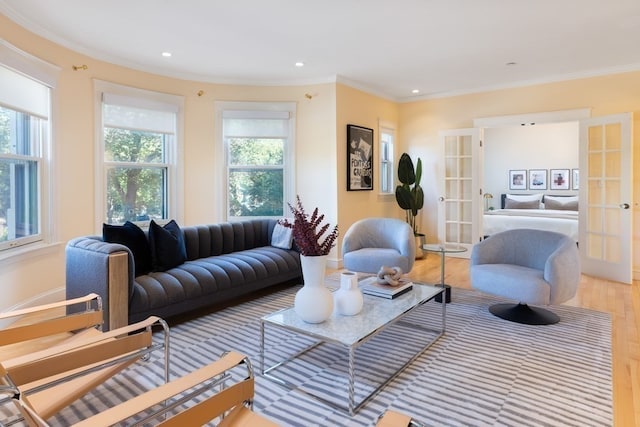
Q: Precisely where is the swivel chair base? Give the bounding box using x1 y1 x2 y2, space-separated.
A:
489 303 560 325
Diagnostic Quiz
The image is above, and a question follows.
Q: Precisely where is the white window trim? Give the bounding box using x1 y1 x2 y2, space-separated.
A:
214 101 296 221
378 120 396 197
0 40 60 262
93 80 184 233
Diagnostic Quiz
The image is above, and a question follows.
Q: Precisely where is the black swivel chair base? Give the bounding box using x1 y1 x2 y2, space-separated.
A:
489 303 560 325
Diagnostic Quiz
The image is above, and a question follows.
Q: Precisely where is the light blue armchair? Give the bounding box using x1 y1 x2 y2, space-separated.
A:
470 228 580 325
342 217 416 274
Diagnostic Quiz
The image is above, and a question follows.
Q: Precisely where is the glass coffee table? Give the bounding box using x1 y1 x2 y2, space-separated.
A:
260 282 445 415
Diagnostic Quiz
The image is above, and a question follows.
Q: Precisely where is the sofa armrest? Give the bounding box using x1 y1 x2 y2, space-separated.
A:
65 237 133 330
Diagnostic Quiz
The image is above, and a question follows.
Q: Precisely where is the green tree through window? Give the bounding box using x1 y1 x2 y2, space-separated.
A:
228 138 284 217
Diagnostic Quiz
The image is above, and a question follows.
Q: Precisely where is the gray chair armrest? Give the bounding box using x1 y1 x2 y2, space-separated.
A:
544 239 580 304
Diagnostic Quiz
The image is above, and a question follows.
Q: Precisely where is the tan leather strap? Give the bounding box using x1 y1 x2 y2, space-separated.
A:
73 351 249 427
0 311 103 346
4 316 161 370
0 293 99 320
376 410 413 427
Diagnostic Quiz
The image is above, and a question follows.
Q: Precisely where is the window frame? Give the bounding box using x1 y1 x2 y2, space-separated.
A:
379 122 396 196
94 80 184 232
215 101 296 221
0 41 59 257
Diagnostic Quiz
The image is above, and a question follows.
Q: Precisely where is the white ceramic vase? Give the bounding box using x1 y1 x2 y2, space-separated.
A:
295 254 334 323
334 271 364 316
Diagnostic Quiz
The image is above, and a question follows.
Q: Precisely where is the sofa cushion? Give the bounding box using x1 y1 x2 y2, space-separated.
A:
103 221 152 276
271 222 293 249
149 219 187 272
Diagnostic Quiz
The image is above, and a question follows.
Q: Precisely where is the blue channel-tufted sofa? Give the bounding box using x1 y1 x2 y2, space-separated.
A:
66 219 301 330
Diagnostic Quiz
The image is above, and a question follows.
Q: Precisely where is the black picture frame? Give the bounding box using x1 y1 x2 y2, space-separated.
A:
347 124 373 191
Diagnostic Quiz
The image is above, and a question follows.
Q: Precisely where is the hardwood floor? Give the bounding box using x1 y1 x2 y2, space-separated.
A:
407 254 640 427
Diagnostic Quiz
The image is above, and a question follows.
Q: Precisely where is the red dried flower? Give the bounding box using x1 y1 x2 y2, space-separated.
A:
280 195 338 256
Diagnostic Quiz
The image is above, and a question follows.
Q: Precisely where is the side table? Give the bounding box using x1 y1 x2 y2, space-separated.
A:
422 244 468 303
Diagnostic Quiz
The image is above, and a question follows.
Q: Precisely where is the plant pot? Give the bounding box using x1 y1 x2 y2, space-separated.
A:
295 254 334 323
415 233 426 259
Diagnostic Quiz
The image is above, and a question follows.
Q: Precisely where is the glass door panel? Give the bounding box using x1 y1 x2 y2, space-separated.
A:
579 113 632 283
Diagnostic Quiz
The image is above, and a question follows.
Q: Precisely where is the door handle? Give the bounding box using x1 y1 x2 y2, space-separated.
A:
620 203 630 209
438 196 445 202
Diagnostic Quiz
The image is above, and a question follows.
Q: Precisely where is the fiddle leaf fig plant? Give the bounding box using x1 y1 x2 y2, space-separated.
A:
395 153 424 235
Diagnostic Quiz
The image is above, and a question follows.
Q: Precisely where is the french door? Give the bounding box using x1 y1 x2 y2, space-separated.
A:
437 128 482 258
579 113 632 284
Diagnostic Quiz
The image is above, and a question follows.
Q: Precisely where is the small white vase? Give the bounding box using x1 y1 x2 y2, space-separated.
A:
334 271 364 316
295 254 334 323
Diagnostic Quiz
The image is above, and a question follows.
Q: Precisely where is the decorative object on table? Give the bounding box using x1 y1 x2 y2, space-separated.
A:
333 271 364 316
375 266 403 286
360 276 413 299
395 152 425 258
281 195 339 323
347 124 374 191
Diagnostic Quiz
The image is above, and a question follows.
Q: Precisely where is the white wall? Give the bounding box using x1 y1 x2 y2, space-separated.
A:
483 121 579 209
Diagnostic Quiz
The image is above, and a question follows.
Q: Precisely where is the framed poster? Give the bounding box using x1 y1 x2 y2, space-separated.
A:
572 169 579 190
550 169 570 190
529 169 547 190
509 170 526 190
347 124 373 191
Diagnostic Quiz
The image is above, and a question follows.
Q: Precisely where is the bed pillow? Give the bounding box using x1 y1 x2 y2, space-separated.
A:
148 219 187 272
103 221 152 277
505 193 543 209
544 195 579 211
504 199 541 209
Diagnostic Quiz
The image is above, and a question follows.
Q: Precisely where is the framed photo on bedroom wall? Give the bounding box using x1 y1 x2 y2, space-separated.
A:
347 124 373 191
509 170 526 190
550 169 570 190
572 169 579 190
529 169 547 190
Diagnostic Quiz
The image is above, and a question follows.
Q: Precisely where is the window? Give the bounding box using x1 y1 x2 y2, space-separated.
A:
218 103 295 220
96 82 183 226
0 46 56 253
379 125 395 194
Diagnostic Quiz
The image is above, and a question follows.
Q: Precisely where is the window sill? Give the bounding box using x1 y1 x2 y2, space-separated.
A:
0 241 63 267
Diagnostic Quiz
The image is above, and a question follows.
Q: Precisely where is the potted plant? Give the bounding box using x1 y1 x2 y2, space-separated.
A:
395 152 426 258
280 195 339 323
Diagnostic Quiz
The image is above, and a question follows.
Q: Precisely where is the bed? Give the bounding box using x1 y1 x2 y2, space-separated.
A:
483 194 579 242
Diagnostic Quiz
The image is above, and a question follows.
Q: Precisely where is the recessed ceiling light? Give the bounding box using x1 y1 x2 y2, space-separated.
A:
295 62 304 67
162 52 172 57
412 89 420 94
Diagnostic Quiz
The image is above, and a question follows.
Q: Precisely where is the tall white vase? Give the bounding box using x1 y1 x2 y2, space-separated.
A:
295 254 333 323
334 271 364 316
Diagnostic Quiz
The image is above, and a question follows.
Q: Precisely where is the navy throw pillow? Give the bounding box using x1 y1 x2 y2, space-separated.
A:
149 219 187 272
103 221 152 277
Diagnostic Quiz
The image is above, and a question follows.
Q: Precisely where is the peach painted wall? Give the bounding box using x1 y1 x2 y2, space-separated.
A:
0 14 339 310
335 84 401 248
399 73 640 276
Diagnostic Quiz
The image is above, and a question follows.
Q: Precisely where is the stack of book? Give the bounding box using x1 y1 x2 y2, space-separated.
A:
360 277 414 299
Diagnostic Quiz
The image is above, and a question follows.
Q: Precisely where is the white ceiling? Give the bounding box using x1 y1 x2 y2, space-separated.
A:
2 0 640 102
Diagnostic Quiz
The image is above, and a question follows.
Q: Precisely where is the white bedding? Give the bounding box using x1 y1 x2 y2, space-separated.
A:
483 209 578 241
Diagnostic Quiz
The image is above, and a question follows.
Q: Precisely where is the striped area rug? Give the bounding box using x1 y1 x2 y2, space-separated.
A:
37 285 611 426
